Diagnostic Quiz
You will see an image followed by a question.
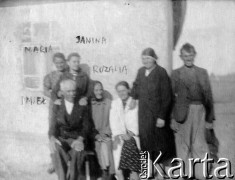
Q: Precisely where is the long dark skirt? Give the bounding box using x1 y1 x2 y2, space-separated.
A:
119 137 141 173
138 103 176 165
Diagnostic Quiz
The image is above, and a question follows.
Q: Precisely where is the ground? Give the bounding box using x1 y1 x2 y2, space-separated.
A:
0 103 234 180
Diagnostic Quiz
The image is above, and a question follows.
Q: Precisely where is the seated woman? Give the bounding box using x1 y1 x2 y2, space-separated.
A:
110 81 141 180
91 81 115 180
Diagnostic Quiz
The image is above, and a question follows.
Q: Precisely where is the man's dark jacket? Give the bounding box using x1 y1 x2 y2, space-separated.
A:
171 65 215 123
49 99 93 142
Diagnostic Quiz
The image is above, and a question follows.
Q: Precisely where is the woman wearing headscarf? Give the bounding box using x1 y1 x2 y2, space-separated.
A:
110 81 141 180
90 81 115 180
130 48 176 177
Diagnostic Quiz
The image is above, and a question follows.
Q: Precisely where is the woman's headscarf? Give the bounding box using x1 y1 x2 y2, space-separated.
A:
91 80 104 102
141 47 158 60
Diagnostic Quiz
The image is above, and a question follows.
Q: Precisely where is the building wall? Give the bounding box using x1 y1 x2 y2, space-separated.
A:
173 0 235 75
0 0 173 134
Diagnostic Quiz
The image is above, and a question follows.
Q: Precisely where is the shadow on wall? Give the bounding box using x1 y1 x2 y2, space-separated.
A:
210 73 235 103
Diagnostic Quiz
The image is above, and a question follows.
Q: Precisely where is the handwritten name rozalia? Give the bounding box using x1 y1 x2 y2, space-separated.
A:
93 65 127 74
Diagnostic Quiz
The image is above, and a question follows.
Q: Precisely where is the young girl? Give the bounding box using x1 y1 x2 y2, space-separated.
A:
110 81 140 180
43 52 68 174
91 81 115 180
51 52 90 105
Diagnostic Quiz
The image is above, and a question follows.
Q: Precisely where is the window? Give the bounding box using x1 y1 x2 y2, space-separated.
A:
20 22 61 90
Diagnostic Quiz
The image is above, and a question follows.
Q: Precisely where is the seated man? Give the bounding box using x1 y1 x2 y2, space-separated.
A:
49 79 91 180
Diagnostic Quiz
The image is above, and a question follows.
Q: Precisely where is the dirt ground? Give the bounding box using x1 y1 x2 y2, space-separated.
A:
0 103 234 180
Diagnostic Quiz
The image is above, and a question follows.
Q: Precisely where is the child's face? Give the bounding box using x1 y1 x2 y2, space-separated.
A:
142 55 156 69
94 83 103 99
54 57 66 71
68 56 80 71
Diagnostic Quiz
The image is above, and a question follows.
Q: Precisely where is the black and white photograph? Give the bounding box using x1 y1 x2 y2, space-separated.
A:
0 0 234 180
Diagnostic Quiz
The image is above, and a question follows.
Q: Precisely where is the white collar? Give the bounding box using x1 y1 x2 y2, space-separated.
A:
145 65 156 76
118 97 132 111
64 100 74 114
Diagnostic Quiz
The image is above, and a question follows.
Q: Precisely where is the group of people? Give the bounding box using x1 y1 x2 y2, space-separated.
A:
43 43 216 180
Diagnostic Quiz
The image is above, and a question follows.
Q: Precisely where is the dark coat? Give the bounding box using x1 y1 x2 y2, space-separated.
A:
51 69 91 103
49 99 102 178
48 99 90 140
48 99 98 150
171 65 215 123
131 65 175 161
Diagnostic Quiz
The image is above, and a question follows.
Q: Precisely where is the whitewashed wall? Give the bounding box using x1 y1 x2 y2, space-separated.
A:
173 0 235 75
0 0 173 134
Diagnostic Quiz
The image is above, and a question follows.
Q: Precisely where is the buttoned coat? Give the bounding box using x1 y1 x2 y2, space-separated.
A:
91 98 115 173
49 99 102 179
131 65 175 162
48 99 90 141
91 98 112 136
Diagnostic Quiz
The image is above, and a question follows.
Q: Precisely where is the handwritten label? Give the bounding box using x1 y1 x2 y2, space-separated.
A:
21 96 47 105
76 36 106 44
24 45 52 53
93 65 127 74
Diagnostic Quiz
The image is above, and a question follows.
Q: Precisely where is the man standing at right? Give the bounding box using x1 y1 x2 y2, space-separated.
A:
171 43 215 179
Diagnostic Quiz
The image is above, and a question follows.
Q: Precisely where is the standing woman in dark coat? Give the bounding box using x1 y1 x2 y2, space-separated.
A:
130 48 175 172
